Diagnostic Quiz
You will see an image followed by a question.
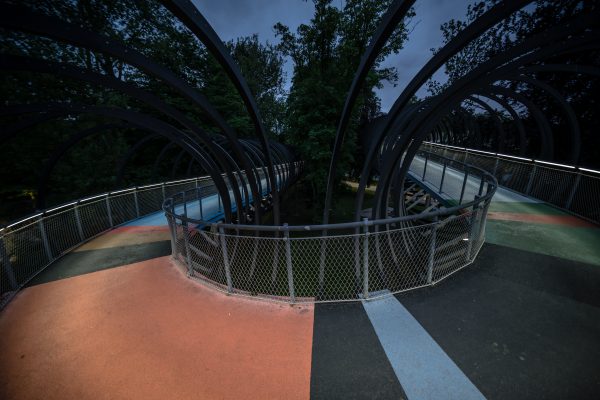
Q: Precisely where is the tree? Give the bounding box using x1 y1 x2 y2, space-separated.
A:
200 35 286 137
274 0 413 203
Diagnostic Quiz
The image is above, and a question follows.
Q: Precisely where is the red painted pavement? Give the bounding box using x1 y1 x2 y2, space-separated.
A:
0 256 314 400
487 211 596 228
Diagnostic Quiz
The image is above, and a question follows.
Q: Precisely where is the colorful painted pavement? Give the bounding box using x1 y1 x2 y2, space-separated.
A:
1 183 599 399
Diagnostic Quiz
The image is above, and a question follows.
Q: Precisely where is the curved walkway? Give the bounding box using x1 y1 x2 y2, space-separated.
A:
1 182 599 399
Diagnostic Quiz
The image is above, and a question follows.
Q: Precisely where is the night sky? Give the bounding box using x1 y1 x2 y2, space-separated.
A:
194 0 473 111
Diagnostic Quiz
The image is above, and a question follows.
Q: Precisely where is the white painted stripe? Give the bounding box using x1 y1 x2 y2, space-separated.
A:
362 293 485 400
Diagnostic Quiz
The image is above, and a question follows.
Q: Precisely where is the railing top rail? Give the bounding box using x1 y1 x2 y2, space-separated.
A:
163 149 498 233
424 141 600 176
0 174 209 233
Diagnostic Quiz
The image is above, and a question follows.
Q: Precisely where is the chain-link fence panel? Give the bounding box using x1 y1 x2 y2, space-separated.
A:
423 142 600 224
164 151 497 303
168 207 490 304
0 176 207 308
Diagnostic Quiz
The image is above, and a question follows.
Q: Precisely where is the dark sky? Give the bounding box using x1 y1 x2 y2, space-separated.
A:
193 0 473 112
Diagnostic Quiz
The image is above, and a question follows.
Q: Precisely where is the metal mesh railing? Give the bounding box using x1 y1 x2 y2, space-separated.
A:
422 142 600 224
165 151 496 303
0 175 214 308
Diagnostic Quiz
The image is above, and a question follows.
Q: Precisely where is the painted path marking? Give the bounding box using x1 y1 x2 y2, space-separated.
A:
487 211 596 227
362 292 485 400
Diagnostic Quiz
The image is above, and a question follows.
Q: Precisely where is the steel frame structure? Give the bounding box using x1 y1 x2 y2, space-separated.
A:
322 0 599 225
0 1 298 224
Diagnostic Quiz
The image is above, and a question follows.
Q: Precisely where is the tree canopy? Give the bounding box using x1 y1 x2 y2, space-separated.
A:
274 0 413 202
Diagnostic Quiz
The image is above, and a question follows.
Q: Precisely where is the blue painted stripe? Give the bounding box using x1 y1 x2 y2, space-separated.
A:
362 292 485 400
125 177 272 227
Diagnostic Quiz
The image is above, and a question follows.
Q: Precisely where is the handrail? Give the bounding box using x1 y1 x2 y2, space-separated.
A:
162 149 497 303
422 141 600 225
163 150 498 232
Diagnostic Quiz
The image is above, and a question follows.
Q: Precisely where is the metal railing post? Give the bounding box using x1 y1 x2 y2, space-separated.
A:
466 202 479 261
105 194 113 228
439 162 447 193
167 215 178 258
565 173 581 210
283 223 295 303
133 188 140 218
181 192 194 276
478 176 485 196
422 153 428 180
199 187 204 220
219 226 233 293
492 156 500 176
161 183 166 201
426 216 438 284
0 236 18 290
38 216 53 262
362 218 369 299
74 202 85 241
183 191 188 217
182 219 193 276
525 164 537 195
218 192 222 212
459 168 469 204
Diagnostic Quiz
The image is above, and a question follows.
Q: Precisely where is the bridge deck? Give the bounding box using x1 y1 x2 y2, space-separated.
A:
1 165 599 399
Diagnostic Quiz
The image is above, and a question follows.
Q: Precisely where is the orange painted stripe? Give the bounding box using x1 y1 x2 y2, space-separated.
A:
75 226 171 251
0 257 314 400
487 212 596 228
107 225 170 234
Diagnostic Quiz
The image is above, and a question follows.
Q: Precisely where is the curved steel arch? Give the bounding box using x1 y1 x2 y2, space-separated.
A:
465 96 507 152
0 54 255 222
368 13 598 222
1 102 239 222
473 91 528 156
37 123 130 209
153 141 179 180
322 0 416 224
0 4 265 223
115 134 163 187
160 0 282 224
346 0 536 223
484 85 554 159
511 74 581 163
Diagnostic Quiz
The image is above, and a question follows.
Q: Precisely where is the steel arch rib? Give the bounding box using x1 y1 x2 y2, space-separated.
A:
160 0 282 224
0 4 262 223
1 103 238 222
511 74 581 163
36 123 129 209
474 91 528 156
322 0 416 224
353 0 532 221
115 134 163 187
370 21 598 221
465 96 507 153
0 54 252 222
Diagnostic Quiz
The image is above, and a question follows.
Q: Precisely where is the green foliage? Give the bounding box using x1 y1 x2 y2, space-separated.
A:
0 0 286 223
274 0 413 205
